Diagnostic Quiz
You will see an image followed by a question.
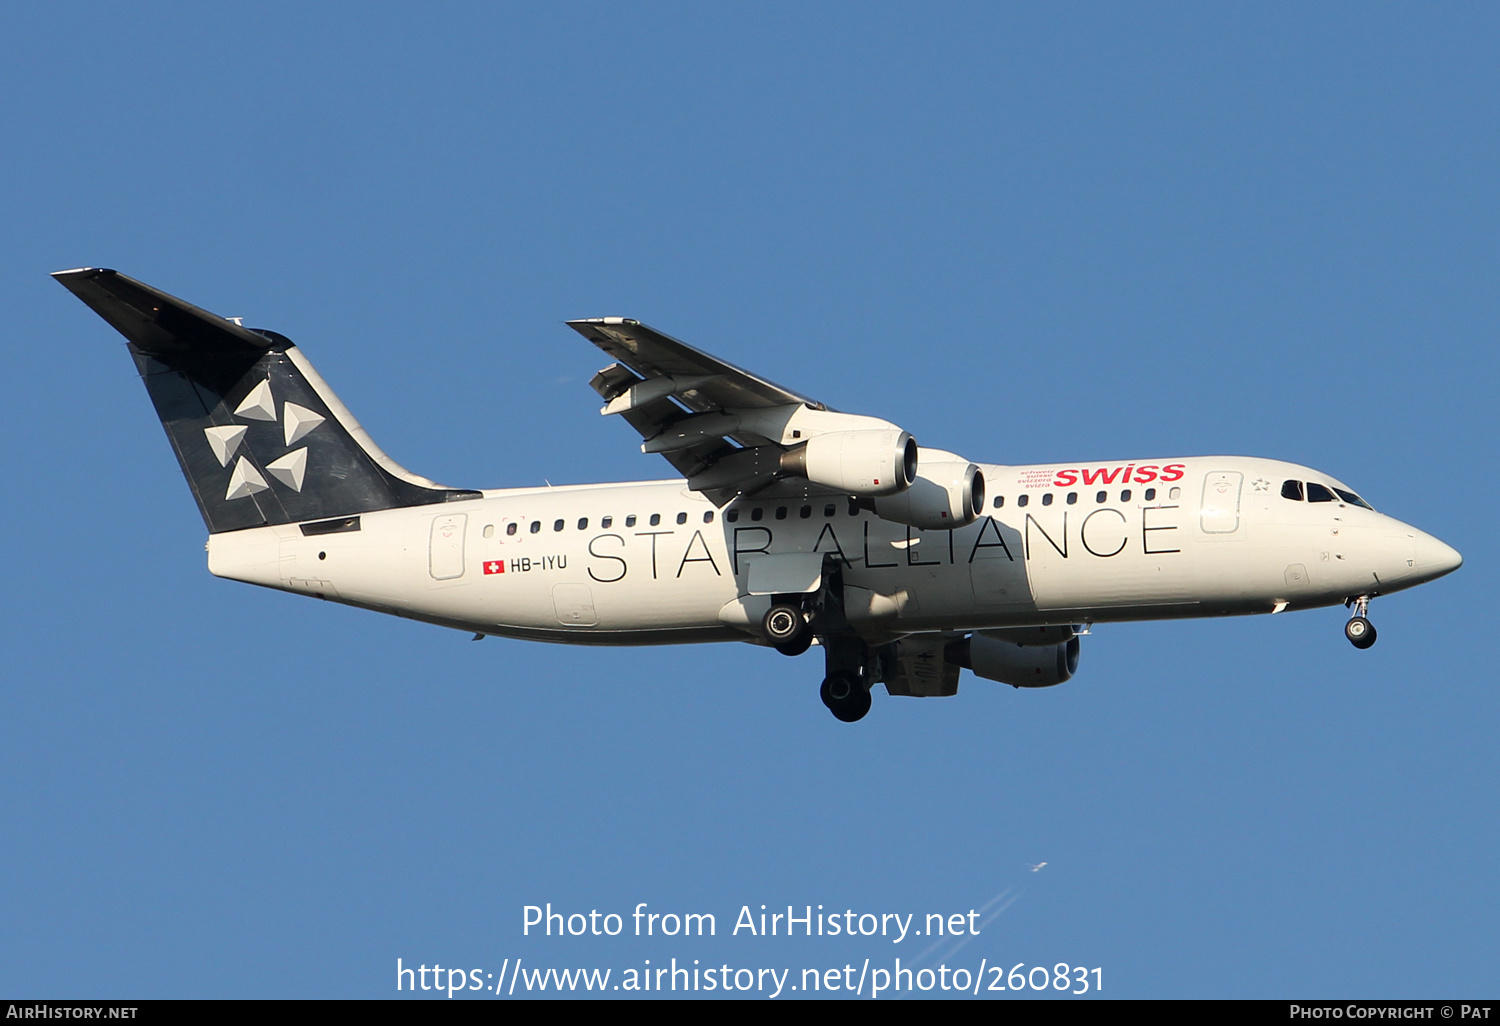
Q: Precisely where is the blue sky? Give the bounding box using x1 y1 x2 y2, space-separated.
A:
1 3 1495 998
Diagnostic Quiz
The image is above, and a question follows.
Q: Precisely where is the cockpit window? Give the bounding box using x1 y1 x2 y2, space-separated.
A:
1281 480 1304 501
1307 482 1335 503
1334 488 1373 510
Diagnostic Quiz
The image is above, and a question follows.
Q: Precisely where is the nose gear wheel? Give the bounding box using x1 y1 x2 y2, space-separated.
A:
1345 616 1376 649
1344 595 1377 649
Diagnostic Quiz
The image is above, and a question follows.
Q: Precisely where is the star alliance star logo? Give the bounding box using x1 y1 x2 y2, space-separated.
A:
202 379 325 500
1252 477 1270 492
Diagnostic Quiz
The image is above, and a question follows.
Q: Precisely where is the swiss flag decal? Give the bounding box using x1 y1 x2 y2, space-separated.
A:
483 560 505 575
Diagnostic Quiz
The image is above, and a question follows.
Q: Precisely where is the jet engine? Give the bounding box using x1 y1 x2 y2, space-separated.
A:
946 627 1080 688
779 428 917 497
873 448 985 530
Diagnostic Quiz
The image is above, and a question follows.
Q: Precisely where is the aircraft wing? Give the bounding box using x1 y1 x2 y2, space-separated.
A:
568 318 818 412
568 318 838 503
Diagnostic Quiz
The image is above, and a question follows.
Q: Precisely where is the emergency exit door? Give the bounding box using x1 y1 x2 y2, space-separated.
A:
429 514 468 580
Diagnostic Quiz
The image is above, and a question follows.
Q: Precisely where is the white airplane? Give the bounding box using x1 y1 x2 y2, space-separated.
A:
1028 863 1047 872
55 269 1463 722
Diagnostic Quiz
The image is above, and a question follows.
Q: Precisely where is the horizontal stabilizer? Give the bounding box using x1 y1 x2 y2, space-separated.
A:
52 268 274 360
57 268 479 533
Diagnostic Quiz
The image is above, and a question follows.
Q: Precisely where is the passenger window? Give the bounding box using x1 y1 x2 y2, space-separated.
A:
650 513 662 526
553 519 564 532
1169 487 1181 500
775 507 787 520
1042 493 1053 506
993 496 1004 508
529 521 541 534
506 523 518 536
1281 480 1304 501
1096 491 1107 504
703 511 715 523
1307 483 1335 503
1017 494 1029 508
625 515 637 527
1120 489 1131 502
483 524 494 539
1066 492 1077 505
725 510 739 523
751 508 763 522
1144 488 1156 501
800 505 811 519
847 500 860 516
676 512 687 525
824 504 837 517
601 516 613 528
577 518 588 530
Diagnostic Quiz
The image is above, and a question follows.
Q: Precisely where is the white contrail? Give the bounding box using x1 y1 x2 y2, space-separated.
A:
906 886 1015 968
934 890 1022 965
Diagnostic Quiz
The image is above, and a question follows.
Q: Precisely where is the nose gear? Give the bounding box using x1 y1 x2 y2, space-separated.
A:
1344 595 1377 649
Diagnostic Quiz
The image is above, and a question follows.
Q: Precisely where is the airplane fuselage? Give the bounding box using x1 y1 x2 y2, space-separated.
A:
206 455 1456 646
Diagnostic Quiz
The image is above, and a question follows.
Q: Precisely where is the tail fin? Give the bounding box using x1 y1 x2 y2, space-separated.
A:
54 268 479 533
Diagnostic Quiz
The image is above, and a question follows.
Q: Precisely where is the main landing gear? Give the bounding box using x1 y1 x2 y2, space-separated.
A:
763 603 812 656
820 670 872 723
1344 595 1377 650
820 636 872 723
768 601 871 721
761 555 873 722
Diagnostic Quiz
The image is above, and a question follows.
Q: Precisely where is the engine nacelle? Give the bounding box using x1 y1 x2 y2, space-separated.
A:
873 449 985 530
946 628 1080 688
780 429 917 497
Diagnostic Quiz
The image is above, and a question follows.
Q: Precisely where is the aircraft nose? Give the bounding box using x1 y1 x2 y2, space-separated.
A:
1414 531 1463 580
